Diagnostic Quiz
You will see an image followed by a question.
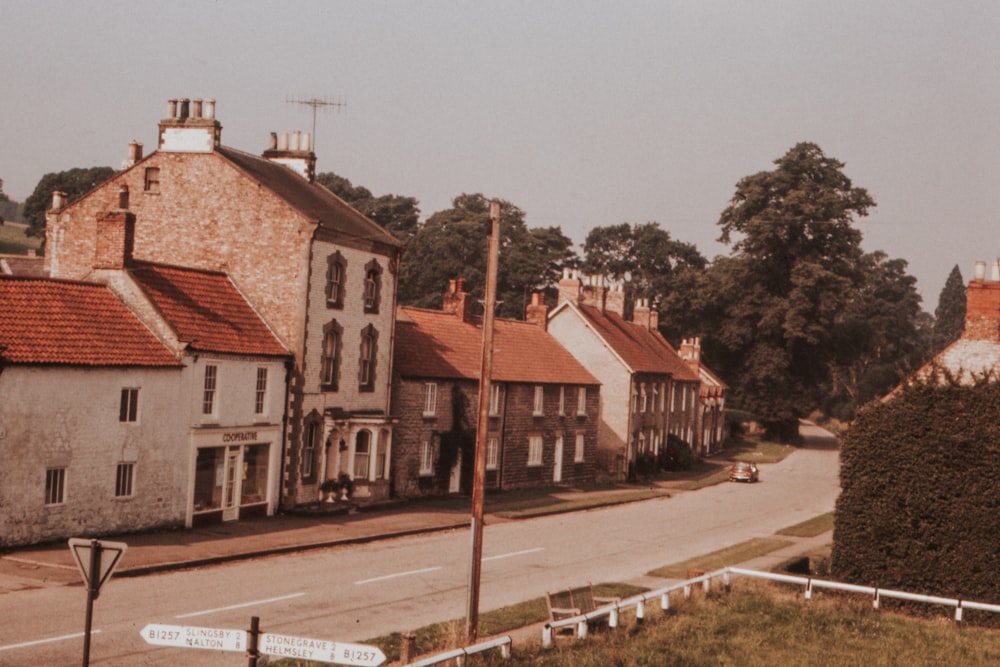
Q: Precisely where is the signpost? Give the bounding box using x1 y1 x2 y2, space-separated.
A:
68 537 127 667
259 632 386 666
140 619 385 666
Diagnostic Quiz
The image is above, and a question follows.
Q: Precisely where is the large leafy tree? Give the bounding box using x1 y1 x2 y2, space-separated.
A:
582 222 706 331
398 193 574 319
703 142 877 440
316 172 420 243
23 167 116 238
932 264 966 353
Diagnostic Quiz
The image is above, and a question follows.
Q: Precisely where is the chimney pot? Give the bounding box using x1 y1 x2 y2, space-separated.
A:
269 132 278 151
51 190 67 210
302 133 312 151
179 98 190 119
192 98 203 119
167 98 178 118
975 261 987 282
204 99 216 119
278 133 289 151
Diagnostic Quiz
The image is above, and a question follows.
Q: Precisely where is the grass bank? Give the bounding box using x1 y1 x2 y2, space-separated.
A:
0 222 39 255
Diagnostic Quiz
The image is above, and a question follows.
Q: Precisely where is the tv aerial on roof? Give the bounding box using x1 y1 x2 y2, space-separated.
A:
286 96 347 154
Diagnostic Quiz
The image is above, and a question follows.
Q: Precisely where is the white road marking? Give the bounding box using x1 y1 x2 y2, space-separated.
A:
1 555 77 570
355 566 443 585
0 630 100 652
484 547 545 562
174 592 305 618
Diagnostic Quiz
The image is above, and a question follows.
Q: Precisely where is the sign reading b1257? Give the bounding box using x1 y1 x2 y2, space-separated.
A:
141 624 246 653
259 631 386 666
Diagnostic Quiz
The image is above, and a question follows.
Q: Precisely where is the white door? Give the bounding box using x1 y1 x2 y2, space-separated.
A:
222 447 240 521
553 436 564 483
449 449 462 494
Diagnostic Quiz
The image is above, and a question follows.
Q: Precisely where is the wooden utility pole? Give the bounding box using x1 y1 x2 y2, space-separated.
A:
466 200 501 643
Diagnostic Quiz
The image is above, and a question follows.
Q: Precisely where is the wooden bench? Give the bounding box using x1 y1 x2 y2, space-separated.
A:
546 584 620 636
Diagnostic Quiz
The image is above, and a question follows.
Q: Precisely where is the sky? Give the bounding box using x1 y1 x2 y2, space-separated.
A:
2 1 998 311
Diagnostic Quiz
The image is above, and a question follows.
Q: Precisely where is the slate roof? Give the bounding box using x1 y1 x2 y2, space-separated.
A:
395 307 599 385
0 276 180 367
129 262 290 357
216 146 402 251
573 303 700 382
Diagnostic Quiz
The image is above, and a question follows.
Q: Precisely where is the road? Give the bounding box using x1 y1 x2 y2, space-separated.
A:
0 425 839 665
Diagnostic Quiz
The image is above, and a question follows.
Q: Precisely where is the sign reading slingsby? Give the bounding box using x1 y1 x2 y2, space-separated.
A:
141 624 246 652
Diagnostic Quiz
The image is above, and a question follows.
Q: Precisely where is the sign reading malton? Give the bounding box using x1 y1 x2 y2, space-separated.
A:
141 624 246 653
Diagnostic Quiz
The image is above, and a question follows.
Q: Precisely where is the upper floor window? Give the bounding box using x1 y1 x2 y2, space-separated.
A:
489 384 502 416
202 365 218 416
558 386 566 416
533 385 544 416
45 467 66 505
320 321 343 390
144 167 160 193
326 252 346 309
359 325 379 391
423 382 438 417
119 388 139 423
576 387 587 416
255 368 268 415
651 384 659 412
363 259 382 314
640 383 648 413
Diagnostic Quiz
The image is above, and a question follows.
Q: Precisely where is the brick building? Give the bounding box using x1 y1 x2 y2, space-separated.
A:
43 98 403 506
545 269 703 480
391 279 601 496
679 337 728 456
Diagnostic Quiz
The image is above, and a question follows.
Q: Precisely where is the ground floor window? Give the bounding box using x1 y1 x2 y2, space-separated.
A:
528 435 543 466
241 444 269 504
115 462 135 497
194 447 225 512
45 467 65 505
354 430 371 479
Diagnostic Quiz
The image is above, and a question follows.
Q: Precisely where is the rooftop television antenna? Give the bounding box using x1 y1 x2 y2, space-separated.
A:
286 96 346 152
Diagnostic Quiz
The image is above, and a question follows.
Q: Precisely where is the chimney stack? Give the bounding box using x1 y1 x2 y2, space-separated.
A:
159 96 222 152
442 277 474 323
604 280 625 316
965 260 1000 341
558 267 582 306
525 291 549 330
580 274 606 310
262 130 317 182
94 208 136 270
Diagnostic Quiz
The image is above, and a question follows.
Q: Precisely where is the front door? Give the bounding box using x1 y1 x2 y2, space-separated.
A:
222 448 240 521
553 435 564 482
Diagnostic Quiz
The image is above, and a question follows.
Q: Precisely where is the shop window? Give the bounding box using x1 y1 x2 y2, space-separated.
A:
241 444 269 505
194 447 224 512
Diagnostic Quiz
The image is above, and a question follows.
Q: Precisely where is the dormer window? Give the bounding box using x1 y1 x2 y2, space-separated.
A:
363 259 382 313
326 252 346 309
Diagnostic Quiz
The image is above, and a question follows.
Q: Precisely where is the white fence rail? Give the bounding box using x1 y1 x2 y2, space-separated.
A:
402 635 511 666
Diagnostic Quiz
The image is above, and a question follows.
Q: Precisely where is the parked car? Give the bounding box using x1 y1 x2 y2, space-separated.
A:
729 461 759 483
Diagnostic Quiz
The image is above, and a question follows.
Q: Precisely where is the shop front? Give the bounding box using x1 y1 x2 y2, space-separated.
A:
189 426 281 527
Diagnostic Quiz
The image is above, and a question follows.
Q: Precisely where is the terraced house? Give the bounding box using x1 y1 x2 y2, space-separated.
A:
43 98 403 508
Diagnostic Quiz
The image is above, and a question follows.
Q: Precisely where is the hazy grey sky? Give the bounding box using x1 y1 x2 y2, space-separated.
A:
2 1 997 310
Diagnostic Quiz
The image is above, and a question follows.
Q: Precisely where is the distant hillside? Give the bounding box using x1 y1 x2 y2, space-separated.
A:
0 222 41 255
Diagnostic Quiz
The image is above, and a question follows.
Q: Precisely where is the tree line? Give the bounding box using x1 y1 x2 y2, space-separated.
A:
11 142 969 441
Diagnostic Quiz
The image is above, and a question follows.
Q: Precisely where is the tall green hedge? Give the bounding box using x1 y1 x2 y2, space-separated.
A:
832 378 1000 605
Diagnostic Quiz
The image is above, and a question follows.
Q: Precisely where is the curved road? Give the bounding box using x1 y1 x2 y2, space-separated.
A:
0 424 839 666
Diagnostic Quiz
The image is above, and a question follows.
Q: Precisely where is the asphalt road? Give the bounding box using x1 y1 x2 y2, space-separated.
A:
0 424 839 666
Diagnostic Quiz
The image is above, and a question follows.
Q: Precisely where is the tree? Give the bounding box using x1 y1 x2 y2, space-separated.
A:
398 194 575 318
703 143 877 440
316 172 420 243
581 222 706 329
932 265 966 352
23 167 116 238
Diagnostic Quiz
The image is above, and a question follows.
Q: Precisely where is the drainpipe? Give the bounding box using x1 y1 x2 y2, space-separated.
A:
278 358 293 514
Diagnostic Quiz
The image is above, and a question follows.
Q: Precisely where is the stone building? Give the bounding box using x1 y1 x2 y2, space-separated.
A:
545 269 703 480
43 98 403 506
391 279 601 496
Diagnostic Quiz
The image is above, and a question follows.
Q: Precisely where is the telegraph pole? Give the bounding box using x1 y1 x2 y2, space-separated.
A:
286 96 346 153
466 200 501 643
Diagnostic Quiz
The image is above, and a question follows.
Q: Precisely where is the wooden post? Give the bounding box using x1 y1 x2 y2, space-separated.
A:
466 200 501 643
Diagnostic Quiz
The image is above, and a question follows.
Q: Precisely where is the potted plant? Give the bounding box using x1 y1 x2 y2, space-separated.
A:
337 472 354 500
320 478 339 503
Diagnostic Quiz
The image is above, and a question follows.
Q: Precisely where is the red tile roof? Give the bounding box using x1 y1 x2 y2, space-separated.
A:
129 262 289 357
0 276 180 367
395 307 599 385
574 304 700 382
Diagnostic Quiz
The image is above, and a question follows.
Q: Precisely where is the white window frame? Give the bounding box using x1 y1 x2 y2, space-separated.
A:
202 365 218 416
423 383 438 417
45 467 66 505
574 433 585 462
115 462 135 498
533 385 544 416
558 386 566 416
302 421 319 479
528 435 543 466
576 386 587 416
640 383 648 413
489 384 502 416
255 367 268 415
486 435 499 470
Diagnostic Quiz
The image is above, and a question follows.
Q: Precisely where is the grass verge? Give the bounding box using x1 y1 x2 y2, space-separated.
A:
646 537 793 579
0 223 40 255
777 512 834 538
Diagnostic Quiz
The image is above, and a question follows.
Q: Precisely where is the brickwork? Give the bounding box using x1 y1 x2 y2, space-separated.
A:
964 280 1000 342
